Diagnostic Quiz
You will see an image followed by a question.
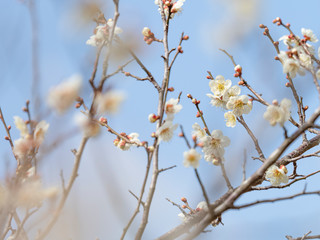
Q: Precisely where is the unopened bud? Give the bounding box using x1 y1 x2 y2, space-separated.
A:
238 80 244 85
99 117 108 124
22 107 28 112
148 113 158 123
285 82 291 87
286 23 290 28
272 99 279 105
182 205 187 209
196 111 203 118
234 64 242 73
181 197 187 203
187 94 192 99
168 87 174 92
151 132 156 138
75 103 81 108
179 132 184 137
192 135 197 142
279 165 288 174
303 105 309 111
259 24 265 28
276 22 281 26
142 27 151 37
4 136 10 141
275 56 280 61
148 146 155 152
124 72 130 76
191 98 197 104
182 35 189 40
234 73 240 77
7 125 11 130
197 142 204 148
206 75 211 79
178 46 183 53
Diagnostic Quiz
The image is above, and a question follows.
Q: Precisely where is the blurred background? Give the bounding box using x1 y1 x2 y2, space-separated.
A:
1 0 320 239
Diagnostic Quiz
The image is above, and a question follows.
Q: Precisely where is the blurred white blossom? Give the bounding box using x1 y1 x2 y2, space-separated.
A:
183 148 201 168
165 98 182 120
95 91 125 115
47 74 82 114
156 121 178 143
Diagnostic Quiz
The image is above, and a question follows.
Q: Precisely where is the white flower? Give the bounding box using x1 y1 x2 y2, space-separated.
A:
301 28 318 42
209 75 232 97
224 111 236 128
278 51 305 78
165 98 182 119
192 123 207 142
263 98 291 127
298 53 312 70
117 133 141 151
86 19 122 47
95 91 125 115
265 165 289 186
279 35 298 46
33 120 49 146
171 0 185 14
155 0 185 19
13 137 33 160
74 113 100 137
226 95 252 116
183 149 201 168
207 94 226 109
202 130 230 162
156 121 178 143
13 116 29 137
47 74 82 114
224 85 241 101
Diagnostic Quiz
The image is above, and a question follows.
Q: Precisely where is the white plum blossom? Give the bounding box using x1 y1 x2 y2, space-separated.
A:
279 35 298 47
183 149 201 168
14 116 29 137
117 133 141 151
165 98 182 119
206 94 226 109
154 0 185 19
95 91 125 115
33 120 50 147
86 19 122 47
209 75 232 97
192 123 207 142
47 74 82 114
224 111 236 128
156 121 178 143
265 165 289 186
202 130 230 165
301 28 318 42
226 95 252 117
13 118 49 160
298 52 313 70
263 98 292 126
278 51 305 78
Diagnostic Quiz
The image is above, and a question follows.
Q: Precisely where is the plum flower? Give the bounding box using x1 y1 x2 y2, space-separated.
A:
47 74 82 114
94 91 125 115
183 149 201 168
156 121 178 143
301 28 318 42
226 95 252 116
265 165 289 186
263 98 291 126
165 98 182 120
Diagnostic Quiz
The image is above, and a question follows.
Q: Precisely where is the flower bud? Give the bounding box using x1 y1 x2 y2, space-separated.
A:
148 113 158 123
99 117 108 124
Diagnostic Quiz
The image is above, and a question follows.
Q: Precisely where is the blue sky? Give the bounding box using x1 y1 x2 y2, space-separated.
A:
1 0 320 239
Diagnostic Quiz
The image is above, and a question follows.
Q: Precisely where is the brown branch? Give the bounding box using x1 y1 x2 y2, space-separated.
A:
237 116 265 161
232 190 320 209
220 162 233 190
168 32 185 70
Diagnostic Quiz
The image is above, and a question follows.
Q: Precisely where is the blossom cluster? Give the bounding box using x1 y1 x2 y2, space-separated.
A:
13 116 49 164
154 0 185 19
86 18 122 47
278 28 320 78
207 75 252 127
155 98 182 143
265 165 289 186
